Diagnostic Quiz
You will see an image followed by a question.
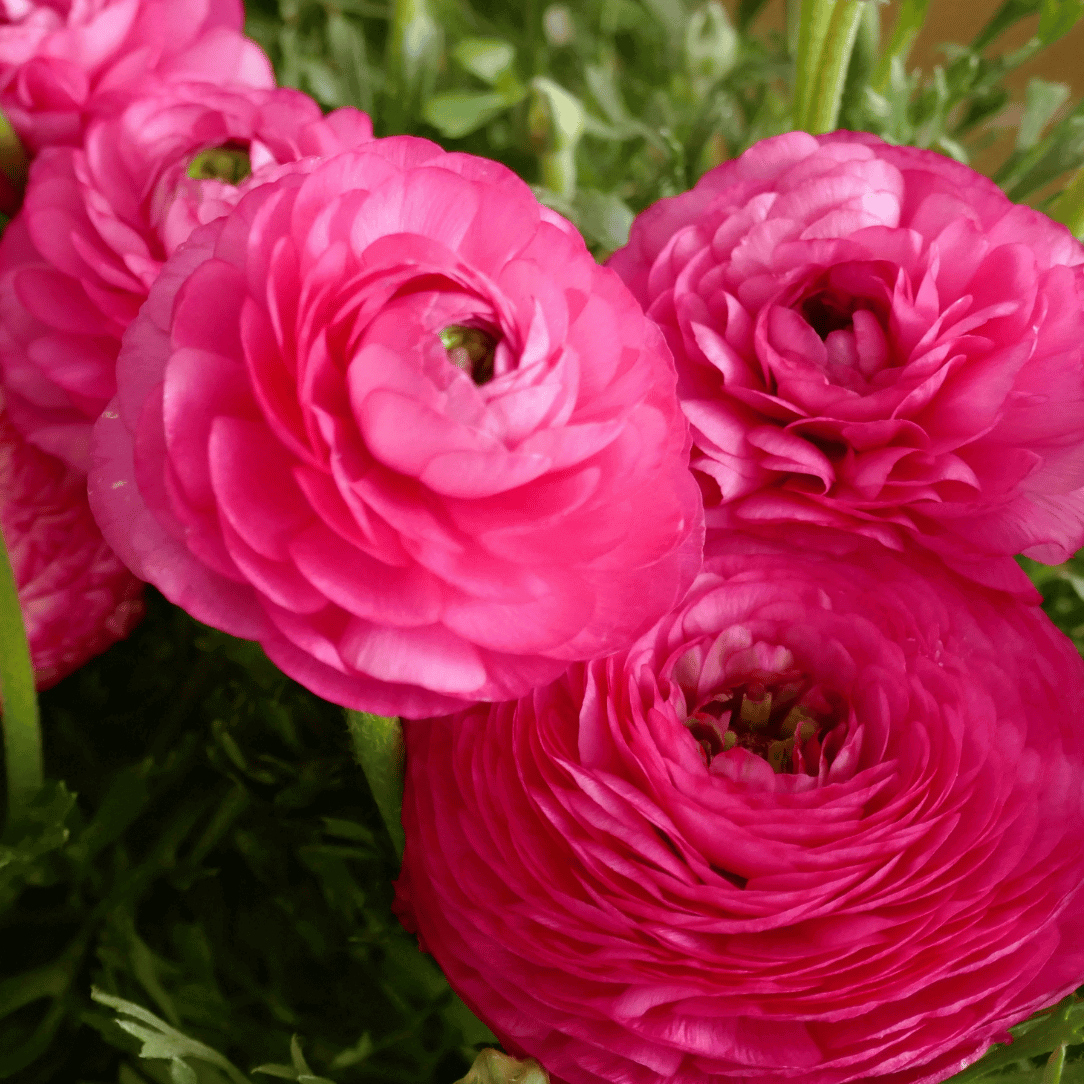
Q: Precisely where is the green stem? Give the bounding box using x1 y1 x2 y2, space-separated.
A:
1049 165 1084 239
0 522 41 825
871 0 931 94
793 0 837 126
801 0 865 134
345 710 405 861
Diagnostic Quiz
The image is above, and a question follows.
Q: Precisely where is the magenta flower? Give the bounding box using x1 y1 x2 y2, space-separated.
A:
88 140 704 718
609 131 1084 565
1 401 141 689
0 0 273 152
394 527 1084 1084
0 83 373 471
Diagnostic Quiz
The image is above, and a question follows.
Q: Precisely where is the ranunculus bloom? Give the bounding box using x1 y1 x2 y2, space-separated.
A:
88 140 704 718
609 131 1084 566
0 83 373 470
394 528 1084 1084
1 400 142 688
0 0 273 152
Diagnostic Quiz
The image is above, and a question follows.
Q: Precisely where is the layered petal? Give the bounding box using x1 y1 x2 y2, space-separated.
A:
610 131 1084 563
395 527 1084 1084
89 142 705 716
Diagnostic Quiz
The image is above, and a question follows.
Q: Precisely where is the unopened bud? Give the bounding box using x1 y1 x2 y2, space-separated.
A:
456 1049 550 1084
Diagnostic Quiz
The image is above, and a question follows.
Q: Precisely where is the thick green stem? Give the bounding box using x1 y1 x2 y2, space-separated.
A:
798 0 865 134
793 0 837 125
1050 166 1084 239
0 522 41 825
345 711 405 861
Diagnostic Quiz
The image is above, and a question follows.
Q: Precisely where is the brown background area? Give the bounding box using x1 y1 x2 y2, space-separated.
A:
722 0 1084 178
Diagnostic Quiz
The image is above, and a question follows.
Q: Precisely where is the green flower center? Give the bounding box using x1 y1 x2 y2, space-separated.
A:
439 325 498 385
187 145 252 185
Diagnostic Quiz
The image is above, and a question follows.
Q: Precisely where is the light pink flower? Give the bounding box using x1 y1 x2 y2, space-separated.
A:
0 82 373 471
394 526 1084 1084
1 398 141 688
609 131 1084 565
0 0 273 152
88 140 704 718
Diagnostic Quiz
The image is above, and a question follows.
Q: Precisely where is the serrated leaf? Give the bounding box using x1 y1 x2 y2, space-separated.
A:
453 39 515 84
422 91 509 138
92 990 249 1084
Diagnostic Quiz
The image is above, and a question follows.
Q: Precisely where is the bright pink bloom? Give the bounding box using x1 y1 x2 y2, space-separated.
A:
0 83 373 471
1 400 141 689
88 140 704 718
609 131 1084 565
0 0 273 152
395 527 1084 1084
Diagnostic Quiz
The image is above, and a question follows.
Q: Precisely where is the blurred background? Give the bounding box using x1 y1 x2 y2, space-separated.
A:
729 0 1084 173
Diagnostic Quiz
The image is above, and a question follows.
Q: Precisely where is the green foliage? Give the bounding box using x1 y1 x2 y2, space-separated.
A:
1019 554 1084 655
0 592 490 1084
950 995 1084 1084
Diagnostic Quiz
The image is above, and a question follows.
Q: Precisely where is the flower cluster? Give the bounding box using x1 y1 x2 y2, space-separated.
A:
395 134 1084 1084
2 6 1084 1084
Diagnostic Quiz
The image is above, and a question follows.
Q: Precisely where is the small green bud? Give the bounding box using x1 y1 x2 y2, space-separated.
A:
187 146 252 184
440 325 498 385
455 1049 550 1084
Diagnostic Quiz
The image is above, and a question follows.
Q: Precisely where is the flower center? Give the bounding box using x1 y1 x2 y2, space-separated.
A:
684 679 841 775
801 290 865 340
440 325 497 385
187 144 252 185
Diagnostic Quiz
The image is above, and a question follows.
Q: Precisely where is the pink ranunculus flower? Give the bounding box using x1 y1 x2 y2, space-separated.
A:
0 0 274 152
1 399 142 689
394 527 1084 1084
609 130 1084 567
87 140 705 718
0 82 373 471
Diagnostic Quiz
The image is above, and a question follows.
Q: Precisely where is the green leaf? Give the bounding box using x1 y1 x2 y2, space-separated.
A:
453 39 516 84
685 1 738 93
737 0 772 29
344 712 404 859
1038 0 1084 44
972 0 1042 51
327 1032 373 1070
387 0 442 103
0 515 42 825
423 91 510 138
170 1059 199 1084
91 989 250 1084
1043 1044 1067 1084
327 13 373 113
872 0 931 91
1017 78 1071 151
251 1067 296 1081
948 995 1084 1083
